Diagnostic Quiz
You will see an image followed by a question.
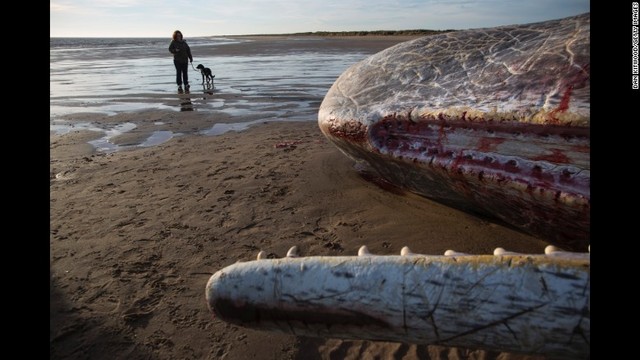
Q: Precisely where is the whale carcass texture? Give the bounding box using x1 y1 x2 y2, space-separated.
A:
206 246 590 359
318 13 590 249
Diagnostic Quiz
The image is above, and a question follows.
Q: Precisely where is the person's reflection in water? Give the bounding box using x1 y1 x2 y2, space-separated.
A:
179 93 193 112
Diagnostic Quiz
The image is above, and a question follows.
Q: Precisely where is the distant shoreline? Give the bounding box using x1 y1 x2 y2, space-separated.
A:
232 29 454 37
226 29 456 39
223 30 454 43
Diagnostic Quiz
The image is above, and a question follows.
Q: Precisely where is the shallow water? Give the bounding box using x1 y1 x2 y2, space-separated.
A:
50 36 402 151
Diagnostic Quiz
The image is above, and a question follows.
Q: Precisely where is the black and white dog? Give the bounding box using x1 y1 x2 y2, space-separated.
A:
196 64 215 85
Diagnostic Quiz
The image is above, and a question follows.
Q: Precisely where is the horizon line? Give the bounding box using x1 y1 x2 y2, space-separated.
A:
50 29 456 39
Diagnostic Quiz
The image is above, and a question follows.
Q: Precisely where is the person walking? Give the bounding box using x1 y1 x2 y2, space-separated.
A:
169 30 193 93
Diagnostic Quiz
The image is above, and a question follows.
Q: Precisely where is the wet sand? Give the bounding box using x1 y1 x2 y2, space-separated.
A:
50 36 551 359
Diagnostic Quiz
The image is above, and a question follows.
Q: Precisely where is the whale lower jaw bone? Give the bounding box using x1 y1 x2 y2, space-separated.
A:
206 245 590 359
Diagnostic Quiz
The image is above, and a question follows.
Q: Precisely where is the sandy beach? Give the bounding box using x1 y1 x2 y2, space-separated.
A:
50 36 551 359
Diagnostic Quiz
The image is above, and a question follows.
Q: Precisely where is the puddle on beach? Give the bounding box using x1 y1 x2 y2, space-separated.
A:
50 90 319 153
50 78 332 152
50 121 169 153
90 130 177 153
51 117 295 153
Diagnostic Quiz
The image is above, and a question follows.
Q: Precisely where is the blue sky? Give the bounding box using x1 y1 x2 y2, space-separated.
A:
50 0 589 38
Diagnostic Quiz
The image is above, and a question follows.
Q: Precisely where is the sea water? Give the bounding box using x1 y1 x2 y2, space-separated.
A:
50 36 390 150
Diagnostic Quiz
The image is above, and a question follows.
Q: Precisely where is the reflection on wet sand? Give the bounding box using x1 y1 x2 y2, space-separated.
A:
202 82 214 95
178 82 215 111
179 92 193 112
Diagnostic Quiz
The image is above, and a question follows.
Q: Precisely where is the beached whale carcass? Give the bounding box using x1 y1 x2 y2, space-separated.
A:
318 13 590 250
205 14 590 359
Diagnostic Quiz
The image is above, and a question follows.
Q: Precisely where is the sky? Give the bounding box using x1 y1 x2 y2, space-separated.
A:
50 0 590 38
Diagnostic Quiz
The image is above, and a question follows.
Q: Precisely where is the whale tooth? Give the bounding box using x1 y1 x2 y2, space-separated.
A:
286 246 299 258
444 250 469 256
493 247 521 256
257 251 267 260
401 246 413 256
358 245 371 256
544 245 563 254
545 245 590 257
